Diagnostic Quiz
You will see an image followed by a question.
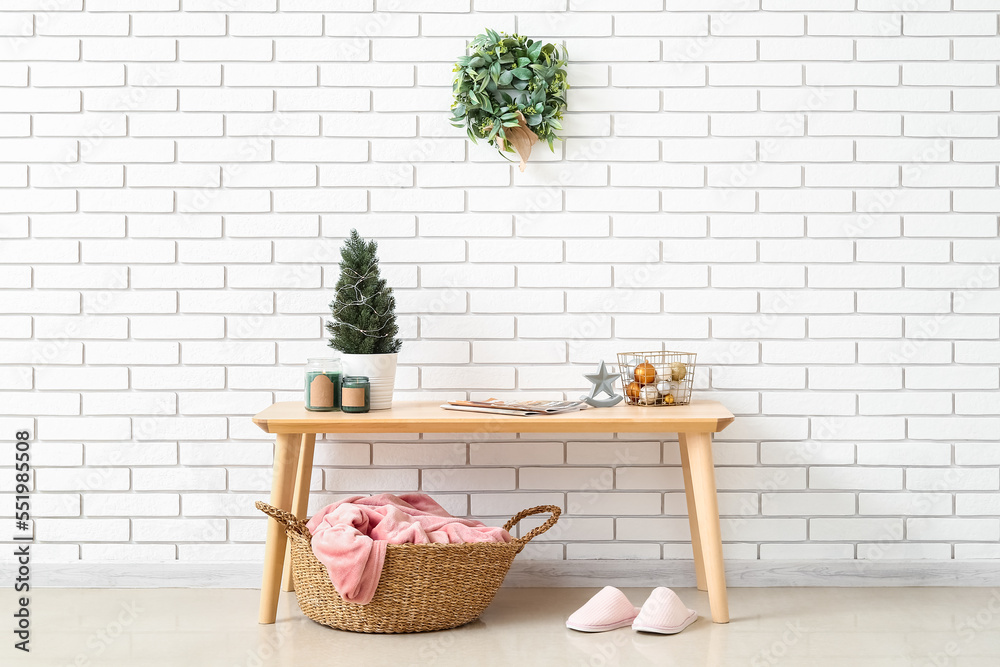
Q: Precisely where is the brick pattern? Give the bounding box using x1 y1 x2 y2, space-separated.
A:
1 3 999 566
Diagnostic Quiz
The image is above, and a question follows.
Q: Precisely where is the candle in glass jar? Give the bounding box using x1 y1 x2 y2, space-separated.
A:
341 376 370 413
305 357 342 411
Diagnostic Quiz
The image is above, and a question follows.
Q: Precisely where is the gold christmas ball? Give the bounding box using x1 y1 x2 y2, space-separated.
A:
626 381 642 400
635 361 657 385
663 393 675 405
639 384 659 405
670 362 687 381
625 382 642 398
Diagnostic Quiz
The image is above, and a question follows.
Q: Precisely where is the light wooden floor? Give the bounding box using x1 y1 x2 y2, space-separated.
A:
4 587 999 666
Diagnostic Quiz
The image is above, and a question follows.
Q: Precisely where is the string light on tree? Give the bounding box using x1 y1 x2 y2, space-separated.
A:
326 230 403 355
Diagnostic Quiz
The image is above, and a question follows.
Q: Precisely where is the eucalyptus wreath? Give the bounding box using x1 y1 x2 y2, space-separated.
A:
450 29 568 160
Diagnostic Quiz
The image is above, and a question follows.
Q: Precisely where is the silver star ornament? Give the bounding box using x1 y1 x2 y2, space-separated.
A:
581 360 623 408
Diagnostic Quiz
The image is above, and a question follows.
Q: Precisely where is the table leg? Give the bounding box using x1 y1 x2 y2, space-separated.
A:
281 433 316 592
678 434 707 592
258 432 302 624
682 431 729 623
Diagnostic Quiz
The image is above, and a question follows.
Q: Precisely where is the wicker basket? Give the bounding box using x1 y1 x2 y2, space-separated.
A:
256 501 560 633
617 350 697 406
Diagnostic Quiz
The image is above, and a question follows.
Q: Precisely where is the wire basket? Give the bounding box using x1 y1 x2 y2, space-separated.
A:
616 350 697 407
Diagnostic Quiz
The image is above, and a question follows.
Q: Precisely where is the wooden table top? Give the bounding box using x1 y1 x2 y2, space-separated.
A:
253 400 734 435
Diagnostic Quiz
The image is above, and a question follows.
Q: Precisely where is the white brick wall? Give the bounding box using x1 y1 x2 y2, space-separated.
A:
1 3 999 573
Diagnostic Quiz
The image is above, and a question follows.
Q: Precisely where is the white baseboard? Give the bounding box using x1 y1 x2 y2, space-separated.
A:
5 559 999 589
507 559 1000 587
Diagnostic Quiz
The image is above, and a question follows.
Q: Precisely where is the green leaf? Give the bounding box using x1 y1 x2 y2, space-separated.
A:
528 40 543 60
511 67 532 80
533 65 555 79
526 114 542 126
547 118 562 130
466 126 478 144
517 57 530 68
468 57 485 68
497 70 513 86
490 60 500 82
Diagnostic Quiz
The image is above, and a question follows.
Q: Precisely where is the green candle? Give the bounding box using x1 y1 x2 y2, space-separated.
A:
341 376 370 413
305 357 343 411
305 371 341 411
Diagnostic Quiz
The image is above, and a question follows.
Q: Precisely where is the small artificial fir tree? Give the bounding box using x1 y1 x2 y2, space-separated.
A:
326 229 402 355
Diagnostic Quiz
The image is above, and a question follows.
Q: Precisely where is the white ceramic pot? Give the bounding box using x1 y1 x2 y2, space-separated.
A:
340 353 398 410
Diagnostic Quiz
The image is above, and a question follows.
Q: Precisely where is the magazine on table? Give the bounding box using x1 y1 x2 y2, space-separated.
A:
441 398 591 417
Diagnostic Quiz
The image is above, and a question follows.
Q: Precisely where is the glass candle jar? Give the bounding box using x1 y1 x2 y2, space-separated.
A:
341 376 370 413
305 357 342 412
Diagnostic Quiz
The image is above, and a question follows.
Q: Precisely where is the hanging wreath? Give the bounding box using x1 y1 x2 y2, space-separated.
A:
450 29 568 172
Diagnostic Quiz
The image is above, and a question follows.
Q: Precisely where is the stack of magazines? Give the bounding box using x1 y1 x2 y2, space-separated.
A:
441 398 591 417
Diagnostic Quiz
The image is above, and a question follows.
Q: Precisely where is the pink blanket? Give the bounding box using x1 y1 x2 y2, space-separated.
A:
306 493 512 605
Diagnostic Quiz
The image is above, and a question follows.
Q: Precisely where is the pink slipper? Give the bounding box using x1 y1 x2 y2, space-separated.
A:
632 587 697 634
566 586 641 633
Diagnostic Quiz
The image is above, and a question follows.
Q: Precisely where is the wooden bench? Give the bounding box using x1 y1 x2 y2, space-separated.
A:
252 400 735 624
